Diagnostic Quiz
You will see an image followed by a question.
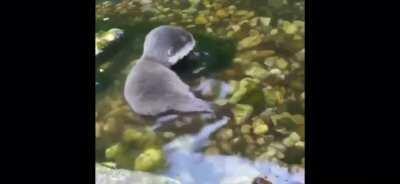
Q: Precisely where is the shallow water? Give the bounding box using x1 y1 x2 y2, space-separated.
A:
96 0 304 183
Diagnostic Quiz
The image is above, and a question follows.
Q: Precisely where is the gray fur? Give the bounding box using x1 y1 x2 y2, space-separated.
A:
124 26 212 116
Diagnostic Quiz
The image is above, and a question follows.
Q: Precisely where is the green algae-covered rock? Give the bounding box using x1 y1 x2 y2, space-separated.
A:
229 78 260 104
240 124 252 134
259 17 271 27
282 21 298 34
96 28 124 56
275 57 288 69
237 33 264 50
232 104 254 125
244 63 270 80
195 15 208 24
263 87 285 107
216 9 229 18
134 148 166 172
269 0 288 8
270 112 301 134
252 118 269 135
105 143 126 160
282 132 301 147
122 128 144 144
216 128 234 141
294 49 305 63
204 146 220 155
239 50 276 62
122 127 161 148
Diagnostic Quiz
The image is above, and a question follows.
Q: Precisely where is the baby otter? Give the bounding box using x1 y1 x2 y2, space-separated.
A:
124 25 213 116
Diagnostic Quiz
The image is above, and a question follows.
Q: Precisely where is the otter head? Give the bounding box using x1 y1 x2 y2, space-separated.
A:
142 25 196 67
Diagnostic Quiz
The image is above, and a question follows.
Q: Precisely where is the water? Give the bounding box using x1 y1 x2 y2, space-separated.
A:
96 0 304 183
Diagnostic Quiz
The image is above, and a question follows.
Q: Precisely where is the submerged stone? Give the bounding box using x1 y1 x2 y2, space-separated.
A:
195 15 208 24
263 88 285 107
275 58 288 69
237 33 264 50
105 143 126 160
204 146 220 155
282 132 301 147
239 50 275 62
216 128 234 141
241 124 252 134
96 28 124 56
245 63 270 80
216 9 229 18
252 118 269 135
122 128 144 144
259 17 271 27
229 78 260 104
232 104 254 125
270 112 300 131
134 148 166 171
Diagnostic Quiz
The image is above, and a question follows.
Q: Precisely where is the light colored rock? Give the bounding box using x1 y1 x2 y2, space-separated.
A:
252 119 269 135
232 104 254 125
237 33 263 50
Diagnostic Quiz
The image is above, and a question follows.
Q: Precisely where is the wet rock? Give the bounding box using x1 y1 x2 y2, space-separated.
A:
235 10 255 19
217 128 234 141
105 143 125 160
122 128 144 144
96 28 124 56
294 49 305 63
259 17 271 27
263 88 285 107
269 0 288 8
256 137 266 145
220 141 233 153
252 177 273 184
96 123 102 138
252 118 269 135
245 63 269 80
256 142 287 162
241 124 252 134
205 146 220 155
232 25 241 32
96 164 181 184
270 112 300 135
244 134 255 144
232 104 254 125
282 21 298 34
237 33 264 50
229 78 260 104
250 17 259 27
162 132 176 139
282 132 301 147
103 117 124 135
195 15 208 24
263 56 278 68
134 148 166 171
275 58 288 69
238 50 275 62
216 9 229 18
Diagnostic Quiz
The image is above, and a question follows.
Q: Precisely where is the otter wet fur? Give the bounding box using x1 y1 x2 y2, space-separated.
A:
124 25 213 116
